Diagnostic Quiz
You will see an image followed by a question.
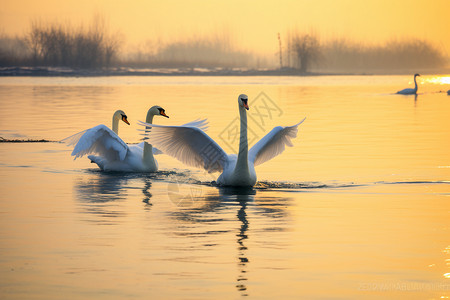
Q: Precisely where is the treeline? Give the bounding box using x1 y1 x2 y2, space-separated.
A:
0 25 256 69
0 35 29 66
282 31 446 73
0 18 120 69
122 34 257 68
322 38 446 72
0 19 447 72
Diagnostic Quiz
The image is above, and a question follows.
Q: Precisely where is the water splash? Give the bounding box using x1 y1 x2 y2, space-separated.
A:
82 169 450 192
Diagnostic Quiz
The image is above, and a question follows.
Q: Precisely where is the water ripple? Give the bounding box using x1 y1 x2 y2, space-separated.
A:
81 169 450 192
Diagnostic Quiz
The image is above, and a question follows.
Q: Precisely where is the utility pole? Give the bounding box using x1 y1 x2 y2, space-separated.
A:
278 33 283 69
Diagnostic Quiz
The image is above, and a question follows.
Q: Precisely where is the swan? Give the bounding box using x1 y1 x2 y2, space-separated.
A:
63 107 208 172
397 73 420 95
138 94 305 187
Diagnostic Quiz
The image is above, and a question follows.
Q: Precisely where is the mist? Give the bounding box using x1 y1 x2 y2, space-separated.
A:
121 33 262 69
0 18 448 74
280 31 447 74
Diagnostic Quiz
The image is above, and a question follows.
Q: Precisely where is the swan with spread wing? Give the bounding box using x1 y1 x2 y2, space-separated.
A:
63 106 207 172
138 94 305 186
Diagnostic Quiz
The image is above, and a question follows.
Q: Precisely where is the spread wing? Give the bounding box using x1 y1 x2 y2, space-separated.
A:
180 119 209 131
140 118 208 155
248 118 306 166
138 120 227 173
133 142 163 155
61 124 128 161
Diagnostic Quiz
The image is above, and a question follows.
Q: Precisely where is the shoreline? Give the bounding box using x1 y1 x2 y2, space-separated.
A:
1 66 448 77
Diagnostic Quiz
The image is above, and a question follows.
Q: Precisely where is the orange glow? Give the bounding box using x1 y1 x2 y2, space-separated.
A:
1 0 449 55
425 76 450 85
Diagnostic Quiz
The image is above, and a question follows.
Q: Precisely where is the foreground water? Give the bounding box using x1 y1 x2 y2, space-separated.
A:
0 75 449 299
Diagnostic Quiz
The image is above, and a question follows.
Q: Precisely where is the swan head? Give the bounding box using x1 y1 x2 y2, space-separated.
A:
414 73 421 77
114 110 130 125
238 94 249 110
149 105 169 118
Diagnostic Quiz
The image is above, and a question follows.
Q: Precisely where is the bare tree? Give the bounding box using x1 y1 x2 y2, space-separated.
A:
290 32 321 73
24 15 121 69
27 21 41 65
318 37 446 72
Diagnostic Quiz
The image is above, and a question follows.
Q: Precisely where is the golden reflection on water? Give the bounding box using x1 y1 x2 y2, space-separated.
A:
424 76 450 85
1 76 450 299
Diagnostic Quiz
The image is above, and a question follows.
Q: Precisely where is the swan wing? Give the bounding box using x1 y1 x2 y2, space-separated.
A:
152 147 163 155
134 141 163 155
139 118 208 156
60 129 88 146
62 124 128 161
137 120 227 173
181 118 209 131
249 118 306 166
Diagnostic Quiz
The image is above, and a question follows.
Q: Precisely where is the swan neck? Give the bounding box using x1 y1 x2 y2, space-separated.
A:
236 106 249 166
146 110 155 124
414 75 418 92
143 141 156 169
112 115 119 134
143 110 154 164
143 109 157 170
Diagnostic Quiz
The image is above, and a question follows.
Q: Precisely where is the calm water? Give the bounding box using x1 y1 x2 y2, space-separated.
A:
0 75 449 299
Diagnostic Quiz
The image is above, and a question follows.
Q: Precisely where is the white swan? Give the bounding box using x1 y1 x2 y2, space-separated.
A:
397 73 420 95
63 107 208 172
138 94 305 187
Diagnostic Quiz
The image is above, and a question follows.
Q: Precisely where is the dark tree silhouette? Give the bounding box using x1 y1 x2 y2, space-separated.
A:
25 17 121 69
291 33 321 73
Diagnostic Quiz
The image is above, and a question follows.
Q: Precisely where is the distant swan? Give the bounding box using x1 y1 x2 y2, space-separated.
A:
139 94 305 187
63 107 207 172
397 73 420 95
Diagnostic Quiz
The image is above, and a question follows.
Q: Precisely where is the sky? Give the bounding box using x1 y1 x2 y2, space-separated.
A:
1 0 449 55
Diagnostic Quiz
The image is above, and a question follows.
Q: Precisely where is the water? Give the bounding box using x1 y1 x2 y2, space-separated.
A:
0 75 449 299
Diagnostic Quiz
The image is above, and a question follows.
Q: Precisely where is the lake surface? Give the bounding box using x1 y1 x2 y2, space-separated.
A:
0 75 449 299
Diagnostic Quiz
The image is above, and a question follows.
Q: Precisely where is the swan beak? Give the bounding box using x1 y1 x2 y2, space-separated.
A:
122 116 130 125
243 103 249 110
160 111 169 118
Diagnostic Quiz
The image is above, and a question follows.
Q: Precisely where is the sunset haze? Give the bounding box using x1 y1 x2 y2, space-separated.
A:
1 0 449 55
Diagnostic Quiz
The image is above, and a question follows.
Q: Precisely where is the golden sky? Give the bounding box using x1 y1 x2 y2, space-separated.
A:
1 0 449 55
